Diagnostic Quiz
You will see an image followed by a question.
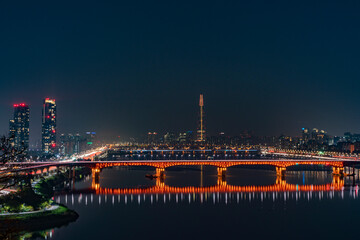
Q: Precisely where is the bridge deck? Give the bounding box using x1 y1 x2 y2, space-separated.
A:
3 158 358 173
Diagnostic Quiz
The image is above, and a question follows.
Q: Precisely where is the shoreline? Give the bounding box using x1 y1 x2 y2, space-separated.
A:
0 204 79 233
0 204 59 216
0 170 82 235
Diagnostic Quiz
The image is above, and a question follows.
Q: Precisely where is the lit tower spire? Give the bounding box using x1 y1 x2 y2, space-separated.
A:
197 94 205 142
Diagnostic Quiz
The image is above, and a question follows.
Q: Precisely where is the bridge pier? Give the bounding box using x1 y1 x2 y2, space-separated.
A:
217 167 227 182
333 167 344 176
68 167 72 179
276 167 286 178
92 168 101 187
217 174 227 186
67 167 76 188
155 167 165 182
200 165 203 188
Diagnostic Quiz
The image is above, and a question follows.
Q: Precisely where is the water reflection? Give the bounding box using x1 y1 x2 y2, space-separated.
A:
41 168 360 240
54 172 360 206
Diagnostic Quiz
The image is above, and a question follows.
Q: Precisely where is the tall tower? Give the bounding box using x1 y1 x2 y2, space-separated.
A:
42 98 57 155
9 103 30 154
197 94 205 142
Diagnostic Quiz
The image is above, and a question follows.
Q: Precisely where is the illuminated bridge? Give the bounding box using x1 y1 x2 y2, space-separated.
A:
5 159 357 179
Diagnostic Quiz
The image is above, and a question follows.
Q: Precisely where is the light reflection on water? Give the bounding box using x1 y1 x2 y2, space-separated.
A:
38 167 360 240
56 188 360 208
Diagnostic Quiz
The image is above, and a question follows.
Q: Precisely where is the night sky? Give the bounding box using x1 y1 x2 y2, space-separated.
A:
1 0 360 144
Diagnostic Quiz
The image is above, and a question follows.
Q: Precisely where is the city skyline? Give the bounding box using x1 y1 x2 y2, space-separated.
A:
2 94 360 146
2 2 360 239
2 1 360 143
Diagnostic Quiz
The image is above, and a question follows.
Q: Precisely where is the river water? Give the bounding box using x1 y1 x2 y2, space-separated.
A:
25 166 360 239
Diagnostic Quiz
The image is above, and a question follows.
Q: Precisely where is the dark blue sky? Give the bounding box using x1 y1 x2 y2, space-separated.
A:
1 0 360 143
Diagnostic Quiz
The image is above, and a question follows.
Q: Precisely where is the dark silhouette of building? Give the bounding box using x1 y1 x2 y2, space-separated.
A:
60 133 88 156
9 103 30 154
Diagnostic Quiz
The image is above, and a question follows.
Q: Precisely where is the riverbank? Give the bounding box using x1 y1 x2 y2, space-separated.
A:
0 204 78 236
0 168 87 236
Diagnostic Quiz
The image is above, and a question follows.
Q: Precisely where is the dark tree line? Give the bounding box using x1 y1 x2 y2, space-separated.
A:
0 135 28 190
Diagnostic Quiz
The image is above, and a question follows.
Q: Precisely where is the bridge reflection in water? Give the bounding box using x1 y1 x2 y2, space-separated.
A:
94 176 345 195
54 172 360 206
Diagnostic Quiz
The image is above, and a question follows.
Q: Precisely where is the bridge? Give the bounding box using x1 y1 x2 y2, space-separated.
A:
3 145 360 185
5 158 358 185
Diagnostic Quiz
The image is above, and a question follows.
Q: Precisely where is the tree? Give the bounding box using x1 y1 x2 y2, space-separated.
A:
0 135 28 190
0 135 27 165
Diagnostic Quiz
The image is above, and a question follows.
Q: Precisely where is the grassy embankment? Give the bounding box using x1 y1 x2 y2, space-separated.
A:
0 168 90 233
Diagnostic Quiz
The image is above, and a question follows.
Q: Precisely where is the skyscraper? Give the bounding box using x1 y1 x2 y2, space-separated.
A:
9 103 30 154
42 98 57 155
197 94 205 142
60 133 87 156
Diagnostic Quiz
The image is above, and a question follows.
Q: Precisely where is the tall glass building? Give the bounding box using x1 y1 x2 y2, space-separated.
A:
9 103 30 154
42 98 57 155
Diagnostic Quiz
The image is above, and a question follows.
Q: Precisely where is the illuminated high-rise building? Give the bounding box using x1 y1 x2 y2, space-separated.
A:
42 98 57 155
60 133 87 156
197 94 205 142
147 132 158 145
9 103 30 154
302 128 310 143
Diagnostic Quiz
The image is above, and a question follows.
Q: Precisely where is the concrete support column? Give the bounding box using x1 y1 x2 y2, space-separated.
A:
200 165 204 188
217 167 227 184
92 168 101 189
276 167 286 178
155 167 165 182
333 166 344 176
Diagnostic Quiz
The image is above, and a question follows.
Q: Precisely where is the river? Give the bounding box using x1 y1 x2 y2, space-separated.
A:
20 166 360 239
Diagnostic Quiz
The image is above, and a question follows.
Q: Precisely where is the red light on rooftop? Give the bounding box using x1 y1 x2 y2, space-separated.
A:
51 143 56 148
14 103 28 107
45 98 55 102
